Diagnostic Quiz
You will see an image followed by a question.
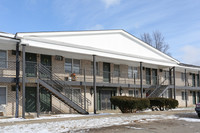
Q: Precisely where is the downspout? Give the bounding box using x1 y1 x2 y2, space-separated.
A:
93 55 97 114
15 42 20 118
173 67 176 100
140 62 143 98
185 69 187 107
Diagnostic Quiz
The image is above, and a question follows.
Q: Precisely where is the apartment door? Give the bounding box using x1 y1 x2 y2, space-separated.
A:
25 87 37 112
146 68 151 85
25 53 37 77
41 55 52 78
103 63 110 83
98 88 116 110
40 88 51 112
193 91 196 104
192 74 196 87
25 87 51 112
152 69 157 85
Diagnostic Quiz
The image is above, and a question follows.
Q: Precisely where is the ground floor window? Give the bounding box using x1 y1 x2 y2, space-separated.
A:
73 88 81 104
128 90 133 96
181 91 188 100
0 87 6 105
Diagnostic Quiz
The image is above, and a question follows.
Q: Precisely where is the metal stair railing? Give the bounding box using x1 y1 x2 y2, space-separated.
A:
148 76 169 98
36 63 91 112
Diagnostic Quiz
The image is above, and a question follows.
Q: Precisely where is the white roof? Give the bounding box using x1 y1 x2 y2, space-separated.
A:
16 30 180 67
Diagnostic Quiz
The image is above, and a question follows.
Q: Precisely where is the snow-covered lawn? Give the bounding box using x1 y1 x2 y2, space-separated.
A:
0 114 177 133
0 108 199 133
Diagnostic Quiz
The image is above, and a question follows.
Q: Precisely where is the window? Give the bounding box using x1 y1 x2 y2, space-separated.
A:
0 50 7 68
91 62 99 75
181 91 188 100
114 65 120 77
73 59 80 74
128 90 133 96
73 88 81 103
134 90 139 97
128 66 138 78
65 58 80 74
181 73 186 81
128 89 138 97
164 70 169 79
0 87 6 104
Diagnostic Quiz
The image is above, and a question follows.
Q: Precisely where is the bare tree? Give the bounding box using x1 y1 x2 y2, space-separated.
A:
140 31 170 55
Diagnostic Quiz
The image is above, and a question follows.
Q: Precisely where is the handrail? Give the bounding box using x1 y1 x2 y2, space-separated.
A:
36 63 91 112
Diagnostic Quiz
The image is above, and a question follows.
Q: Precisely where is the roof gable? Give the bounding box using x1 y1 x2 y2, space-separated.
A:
16 30 179 66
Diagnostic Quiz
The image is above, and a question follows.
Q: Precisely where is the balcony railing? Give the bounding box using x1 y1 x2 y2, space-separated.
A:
0 61 21 78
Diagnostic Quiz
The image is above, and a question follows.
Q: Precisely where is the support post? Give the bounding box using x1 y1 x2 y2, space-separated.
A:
185 69 187 107
173 67 176 99
15 42 20 118
84 68 86 111
134 73 136 97
22 44 26 118
140 62 143 98
93 55 97 114
37 79 40 117
169 68 172 85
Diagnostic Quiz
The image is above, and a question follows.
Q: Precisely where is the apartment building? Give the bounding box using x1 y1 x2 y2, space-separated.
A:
0 30 200 117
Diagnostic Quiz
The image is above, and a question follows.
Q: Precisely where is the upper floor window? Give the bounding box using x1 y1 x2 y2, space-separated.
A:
128 66 138 78
91 62 99 75
0 87 6 105
181 72 186 81
0 50 7 68
114 65 120 77
65 58 80 74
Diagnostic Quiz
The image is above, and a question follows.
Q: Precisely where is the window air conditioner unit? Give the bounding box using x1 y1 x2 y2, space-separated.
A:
55 55 63 61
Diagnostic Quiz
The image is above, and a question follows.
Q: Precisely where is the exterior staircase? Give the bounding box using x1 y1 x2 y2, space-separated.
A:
148 85 169 98
37 63 91 114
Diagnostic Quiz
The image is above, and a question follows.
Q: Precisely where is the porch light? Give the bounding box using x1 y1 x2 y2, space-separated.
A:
120 87 123 96
90 87 94 95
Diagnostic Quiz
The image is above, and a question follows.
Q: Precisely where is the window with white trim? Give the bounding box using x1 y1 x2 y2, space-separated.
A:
65 58 80 74
181 73 186 81
91 62 99 75
181 91 188 100
114 64 120 77
128 66 138 78
0 87 6 104
0 50 7 68
128 90 133 96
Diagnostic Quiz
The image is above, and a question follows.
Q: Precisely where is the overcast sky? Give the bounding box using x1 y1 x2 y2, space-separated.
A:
0 0 200 65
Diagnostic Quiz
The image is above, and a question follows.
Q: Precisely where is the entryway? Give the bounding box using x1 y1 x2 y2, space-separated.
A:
97 87 116 110
25 87 51 112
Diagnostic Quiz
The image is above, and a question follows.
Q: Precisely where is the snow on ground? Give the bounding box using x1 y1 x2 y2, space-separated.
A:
0 113 120 123
0 108 199 133
0 114 177 133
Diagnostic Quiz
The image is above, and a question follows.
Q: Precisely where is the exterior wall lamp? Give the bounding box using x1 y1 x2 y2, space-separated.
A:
90 87 94 95
120 87 123 96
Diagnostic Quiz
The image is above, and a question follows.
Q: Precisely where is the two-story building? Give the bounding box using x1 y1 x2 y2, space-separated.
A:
0 30 200 117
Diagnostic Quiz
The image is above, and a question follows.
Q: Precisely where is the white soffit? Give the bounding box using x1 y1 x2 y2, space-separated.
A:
16 30 179 66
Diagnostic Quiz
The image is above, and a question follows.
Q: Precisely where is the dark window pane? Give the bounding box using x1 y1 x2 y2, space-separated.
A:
65 58 72 73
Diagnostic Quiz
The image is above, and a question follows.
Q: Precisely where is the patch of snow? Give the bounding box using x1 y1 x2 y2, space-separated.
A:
125 126 143 130
0 114 176 133
0 113 119 123
178 118 200 122
172 107 194 111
